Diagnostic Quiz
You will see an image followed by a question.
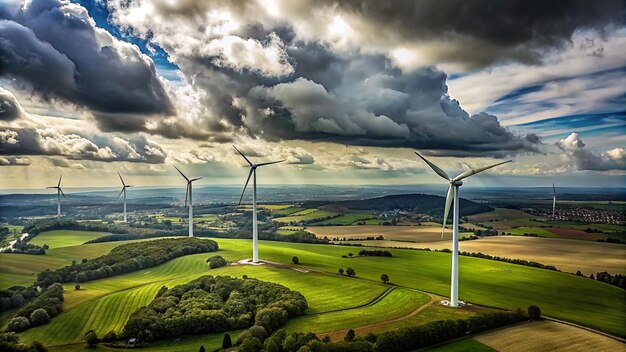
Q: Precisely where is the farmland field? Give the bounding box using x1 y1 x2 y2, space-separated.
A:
337 236 626 275
473 320 626 352
308 224 453 241
311 213 376 225
272 209 339 223
29 229 111 248
6 235 626 348
426 338 495 352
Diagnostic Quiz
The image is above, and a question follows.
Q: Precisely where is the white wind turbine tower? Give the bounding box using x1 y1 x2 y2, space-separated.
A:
46 175 65 219
415 152 511 307
234 146 284 264
116 172 133 223
552 182 556 219
174 166 202 237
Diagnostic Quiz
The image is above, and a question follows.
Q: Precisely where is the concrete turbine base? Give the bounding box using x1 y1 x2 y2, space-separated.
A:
440 299 466 308
237 259 266 266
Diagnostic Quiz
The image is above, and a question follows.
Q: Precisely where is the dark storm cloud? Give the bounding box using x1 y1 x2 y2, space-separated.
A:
0 88 23 121
0 0 172 126
0 128 167 164
335 0 625 66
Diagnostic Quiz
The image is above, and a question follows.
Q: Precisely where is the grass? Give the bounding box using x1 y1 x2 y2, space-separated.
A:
29 230 111 249
312 213 376 225
467 208 536 222
272 207 307 216
504 227 558 238
308 225 452 242
273 210 339 223
284 288 430 333
12 237 626 346
426 338 495 352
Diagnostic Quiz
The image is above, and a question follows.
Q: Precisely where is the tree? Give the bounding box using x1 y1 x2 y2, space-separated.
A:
84 329 98 347
590 274 595 280
346 267 356 277
206 255 227 269
344 329 356 341
75 284 81 290
338 268 344 275
348 252 353 257
528 305 541 320
198 345 205 352
239 337 262 352
7 316 30 332
102 330 117 342
30 308 51 326
380 273 390 284
222 332 232 349
292 256 299 264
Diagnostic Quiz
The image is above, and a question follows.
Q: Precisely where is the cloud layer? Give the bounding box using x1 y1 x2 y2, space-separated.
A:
557 132 626 171
0 0 172 127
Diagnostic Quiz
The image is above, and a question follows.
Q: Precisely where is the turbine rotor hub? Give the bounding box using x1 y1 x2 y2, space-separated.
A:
451 180 463 186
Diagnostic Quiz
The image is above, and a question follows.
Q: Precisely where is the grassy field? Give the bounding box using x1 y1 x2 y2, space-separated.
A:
10 236 626 347
504 227 558 238
308 225 452 241
474 320 626 352
271 207 307 216
467 208 536 222
337 236 626 275
311 213 376 225
29 230 111 248
276 226 306 235
272 209 339 223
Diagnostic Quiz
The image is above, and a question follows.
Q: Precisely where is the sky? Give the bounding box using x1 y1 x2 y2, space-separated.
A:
0 0 625 190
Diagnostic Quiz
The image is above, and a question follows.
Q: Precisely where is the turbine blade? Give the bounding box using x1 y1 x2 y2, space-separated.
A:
46 186 56 189
190 177 203 182
59 188 65 197
57 175 62 187
117 188 124 200
415 152 450 180
453 160 512 181
118 171 126 186
441 185 453 239
233 145 254 166
239 168 253 205
184 184 189 208
173 166 190 182
126 185 133 188
256 159 285 167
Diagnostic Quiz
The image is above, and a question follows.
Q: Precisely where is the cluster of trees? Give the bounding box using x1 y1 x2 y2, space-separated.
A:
329 235 385 241
357 250 392 257
3 240 46 255
338 268 356 277
0 286 38 312
35 238 218 287
207 255 228 269
587 271 625 289
597 237 626 244
373 310 528 352
6 283 64 332
0 332 46 352
122 275 307 341
457 251 559 272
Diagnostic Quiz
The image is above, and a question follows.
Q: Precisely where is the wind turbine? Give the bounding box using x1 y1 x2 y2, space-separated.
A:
46 175 65 219
174 166 202 237
234 146 284 263
117 172 133 223
551 182 557 218
415 152 511 307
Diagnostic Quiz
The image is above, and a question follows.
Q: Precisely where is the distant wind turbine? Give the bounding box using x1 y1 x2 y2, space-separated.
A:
174 166 202 237
551 182 557 218
234 146 284 263
117 172 133 223
46 175 65 219
415 152 511 307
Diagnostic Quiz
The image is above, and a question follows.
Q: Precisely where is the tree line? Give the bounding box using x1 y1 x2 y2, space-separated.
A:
35 238 218 287
5 283 64 333
122 275 308 341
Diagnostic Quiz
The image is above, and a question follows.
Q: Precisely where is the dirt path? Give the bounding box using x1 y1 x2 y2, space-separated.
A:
319 291 443 341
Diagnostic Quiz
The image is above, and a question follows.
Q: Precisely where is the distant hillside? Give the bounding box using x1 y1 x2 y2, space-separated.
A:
323 193 492 218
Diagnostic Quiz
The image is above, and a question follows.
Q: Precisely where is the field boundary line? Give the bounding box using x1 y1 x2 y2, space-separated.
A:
543 316 626 343
305 286 396 316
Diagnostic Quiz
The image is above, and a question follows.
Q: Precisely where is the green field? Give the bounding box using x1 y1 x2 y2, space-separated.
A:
504 227 558 238
5 234 625 348
29 230 111 248
312 213 376 225
271 207 307 216
273 209 339 223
